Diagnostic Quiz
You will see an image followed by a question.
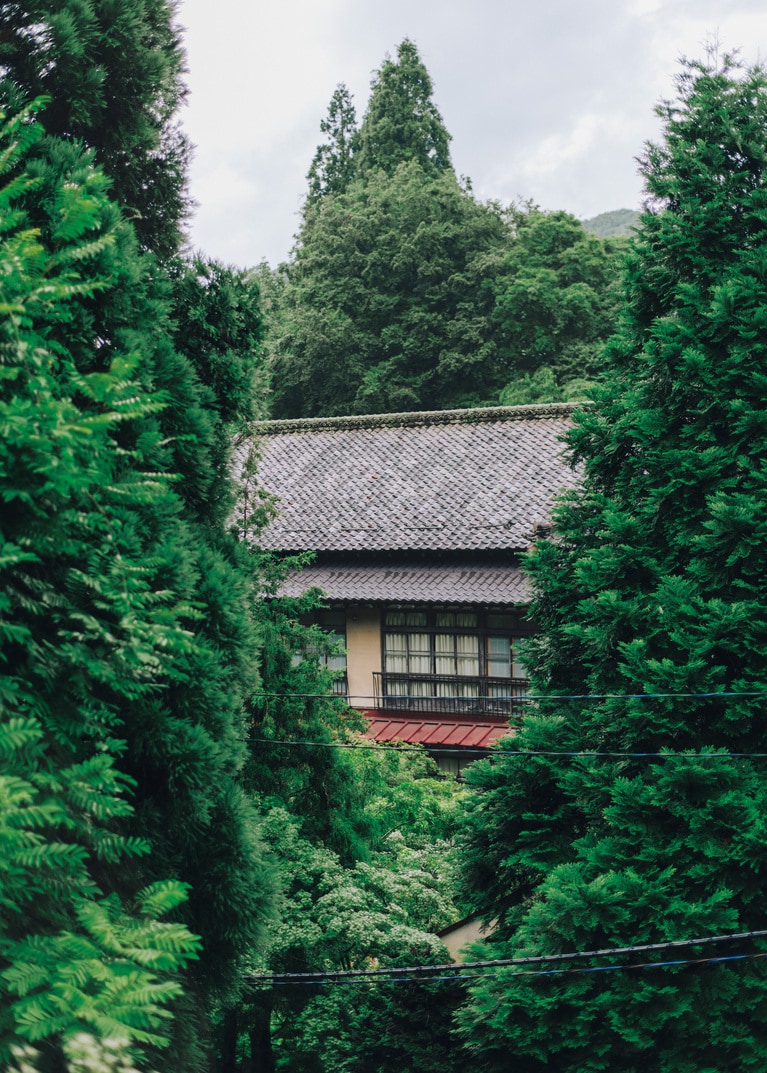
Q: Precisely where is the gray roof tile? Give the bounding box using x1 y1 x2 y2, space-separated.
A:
238 404 579 553
280 561 531 605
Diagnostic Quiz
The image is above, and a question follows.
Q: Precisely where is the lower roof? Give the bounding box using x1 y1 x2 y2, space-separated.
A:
280 561 530 606
364 711 512 750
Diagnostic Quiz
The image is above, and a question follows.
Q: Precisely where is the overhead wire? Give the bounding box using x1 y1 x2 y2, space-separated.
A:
246 929 767 987
252 689 767 701
263 951 767 988
244 686 767 756
246 691 767 986
239 736 767 759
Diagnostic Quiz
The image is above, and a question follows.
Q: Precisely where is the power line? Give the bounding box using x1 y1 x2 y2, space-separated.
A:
265 950 767 988
242 736 463 754
253 689 767 702
246 928 767 986
240 737 767 759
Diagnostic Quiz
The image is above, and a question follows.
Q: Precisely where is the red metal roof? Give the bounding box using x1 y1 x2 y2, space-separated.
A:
362 709 512 750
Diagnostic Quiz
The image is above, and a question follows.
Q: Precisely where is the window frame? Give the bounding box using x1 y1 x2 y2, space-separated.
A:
295 609 348 695
380 605 530 683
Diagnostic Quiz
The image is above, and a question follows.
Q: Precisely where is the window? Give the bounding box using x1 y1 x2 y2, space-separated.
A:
294 609 348 694
379 607 528 712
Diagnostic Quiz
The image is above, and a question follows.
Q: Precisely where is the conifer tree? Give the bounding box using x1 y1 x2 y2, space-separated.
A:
0 0 189 259
306 84 359 205
456 56 767 1071
0 3 276 1059
269 163 510 417
0 103 200 1065
356 39 452 178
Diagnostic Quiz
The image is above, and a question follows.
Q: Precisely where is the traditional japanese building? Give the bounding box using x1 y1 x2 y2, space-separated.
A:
240 403 579 774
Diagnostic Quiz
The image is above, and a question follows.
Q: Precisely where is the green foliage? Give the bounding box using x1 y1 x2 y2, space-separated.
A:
256 763 462 1073
12 124 275 1022
0 722 199 1053
295 974 465 1073
356 39 452 179
170 256 265 427
498 367 593 406
456 56 767 1071
214 540 465 1070
1 5 278 1069
0 88 277 1071
306 84 359 205
493 207 625 388
266 39 515 417
0 0 190 258
0 103 199 1062
244 557 373 863
168 254 265 528
269 163 511 416
269 43 630 420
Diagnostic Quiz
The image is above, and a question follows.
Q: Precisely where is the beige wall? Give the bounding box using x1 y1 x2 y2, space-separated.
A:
439 917 497 962
345 606 381 707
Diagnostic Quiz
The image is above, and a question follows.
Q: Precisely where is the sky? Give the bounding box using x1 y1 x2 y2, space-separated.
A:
177 0 766 268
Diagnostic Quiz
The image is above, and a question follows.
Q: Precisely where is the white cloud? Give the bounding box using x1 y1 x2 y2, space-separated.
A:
518 113 621 179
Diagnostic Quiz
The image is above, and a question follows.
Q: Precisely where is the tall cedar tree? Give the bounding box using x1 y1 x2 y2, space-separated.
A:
0 2 275 1064
268 39 502 417
0 0 189 259
0 105 201 1064
456 57 767 1072
269 162 511 416
356 38 452 177
306 83 358 205
267 40 625 418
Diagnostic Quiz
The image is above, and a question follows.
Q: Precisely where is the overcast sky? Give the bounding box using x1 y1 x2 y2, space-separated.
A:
176 0 766 268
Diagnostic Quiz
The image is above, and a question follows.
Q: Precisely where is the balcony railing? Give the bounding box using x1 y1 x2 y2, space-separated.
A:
372 671 528 719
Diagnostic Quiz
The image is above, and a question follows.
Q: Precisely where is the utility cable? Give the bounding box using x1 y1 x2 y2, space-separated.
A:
239 736 767 759
245 928 767 985
266 950 767 988
252 689 767 702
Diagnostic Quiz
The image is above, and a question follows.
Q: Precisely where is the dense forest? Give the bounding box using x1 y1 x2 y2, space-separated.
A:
3 5 767 1072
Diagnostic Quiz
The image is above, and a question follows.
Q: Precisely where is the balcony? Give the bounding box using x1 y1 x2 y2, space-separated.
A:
372 671 528 719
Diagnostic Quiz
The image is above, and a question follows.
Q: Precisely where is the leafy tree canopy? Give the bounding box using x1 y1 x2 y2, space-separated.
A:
268 42 630 419
259 802 463 1073
493 207 625 390
0 0 190 259
456 55 767 1072
0 36 273 1065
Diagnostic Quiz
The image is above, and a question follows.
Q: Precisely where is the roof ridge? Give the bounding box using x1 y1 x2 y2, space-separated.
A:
253 402 583 435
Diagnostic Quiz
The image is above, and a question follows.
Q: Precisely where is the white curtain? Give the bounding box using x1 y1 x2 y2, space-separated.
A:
385 633 408 674
455 633 479 676
408 633 431 675
435 633 455 676
385 632 431 698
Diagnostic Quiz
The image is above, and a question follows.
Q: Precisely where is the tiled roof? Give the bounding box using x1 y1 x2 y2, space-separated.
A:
239 404 579 553
280 560 530 606
363 711 512 749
